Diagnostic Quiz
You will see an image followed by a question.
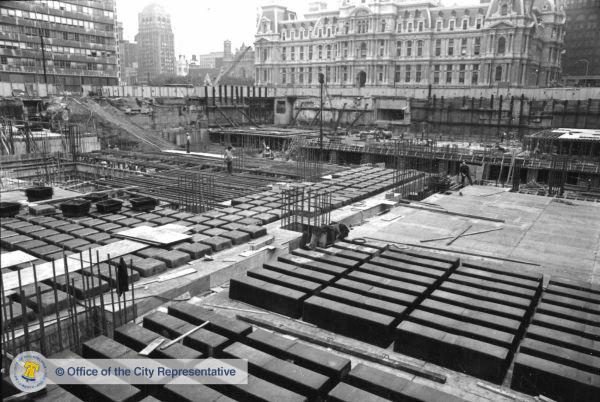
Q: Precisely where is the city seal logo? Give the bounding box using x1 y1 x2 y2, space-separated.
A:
10 351 48 392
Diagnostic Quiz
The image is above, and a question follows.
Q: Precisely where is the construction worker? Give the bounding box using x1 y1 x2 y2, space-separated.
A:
264 146 272 159
224 146 234 174
186 133 191 153
459 161 473 186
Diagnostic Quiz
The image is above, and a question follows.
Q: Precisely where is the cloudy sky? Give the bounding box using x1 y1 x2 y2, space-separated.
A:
116 0 479 57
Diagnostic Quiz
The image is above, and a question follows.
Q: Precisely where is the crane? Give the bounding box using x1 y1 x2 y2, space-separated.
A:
212 46 252 86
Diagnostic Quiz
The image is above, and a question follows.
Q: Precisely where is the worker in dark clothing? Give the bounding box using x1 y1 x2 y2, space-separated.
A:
459 161 473 186
186 133 191 153
224 146 234 174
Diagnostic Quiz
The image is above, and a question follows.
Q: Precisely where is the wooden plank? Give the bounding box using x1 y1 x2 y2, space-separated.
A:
115 225 191 245
0 250 37 269
3 240 148 291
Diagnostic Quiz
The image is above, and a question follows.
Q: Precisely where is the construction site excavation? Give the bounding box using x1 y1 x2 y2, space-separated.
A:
2 1 600 401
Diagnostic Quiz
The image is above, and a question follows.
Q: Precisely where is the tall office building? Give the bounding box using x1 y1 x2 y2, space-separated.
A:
136 3 175 84
0 0 119 91
254 0 566 88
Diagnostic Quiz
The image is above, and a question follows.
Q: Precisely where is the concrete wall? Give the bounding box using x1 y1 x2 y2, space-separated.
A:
272 86 600 101
5 135 101 156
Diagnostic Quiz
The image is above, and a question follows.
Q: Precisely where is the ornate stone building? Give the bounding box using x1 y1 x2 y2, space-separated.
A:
254 0 566 88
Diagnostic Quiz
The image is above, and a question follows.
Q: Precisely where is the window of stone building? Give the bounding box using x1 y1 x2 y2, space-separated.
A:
495 65 503 81
290 47 295 60
448 39 454 56
450 20 455 31
474 37 480 55
405 65 411 82
418 21 424 32
433 65 440 83
291 67 295 84
318 45 323 59
377 65 384 82
501 5 508 16
281 69 286 84
326 44 331 59
299 67 304 84
446 64 453 83
472 64 479 84
381 20 386 32
309 46 313 59
476 18 482 29
462 19 468 30
263 69 268 82
308 67 313 83
435 39 441 56
459 64 466 83
360 42 367 58
461 38 467 55
417 40 423 56
408 22 413 32
395 65 401 82
416 65 422 82
497 37 506 54
282 47 286 61
406 40 412 56
436 20 442 31
396 41 402 56
379 40 385 56
326 66 331 81
343 42 348 58
300 46 304 60
343 66 348 82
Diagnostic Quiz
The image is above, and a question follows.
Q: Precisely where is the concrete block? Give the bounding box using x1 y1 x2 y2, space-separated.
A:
203 227 227 237
395 321 509 383
60 238 91 252
168 302 252 339
328 383 390 402
236 224 267 239
220 230 250 245
303 296 396 348
135 247 165 259
264 261 335 284
29 244 62 259
230 276 307 318
511 352 599 402
131 258 167 277
28 289 69 315
15 239 47 251
251 213 278 225
84 232 111 244
200 236 232 252
29 204 56 216
248 268 323 294
175 242 212 259
237 217 261 226
150 216 176 226
154 249 191 268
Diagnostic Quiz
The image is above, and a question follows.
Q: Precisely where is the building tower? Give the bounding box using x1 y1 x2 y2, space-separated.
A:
136 3 175 83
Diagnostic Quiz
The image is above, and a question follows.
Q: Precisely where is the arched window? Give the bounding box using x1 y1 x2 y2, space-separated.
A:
497 37 506 54
495 65 503 81
360 42 367 58
501 4 508 16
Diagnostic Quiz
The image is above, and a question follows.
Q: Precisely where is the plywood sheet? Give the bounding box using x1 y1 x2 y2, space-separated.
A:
3 240 147 291
116 225 191 245
0 250 37 269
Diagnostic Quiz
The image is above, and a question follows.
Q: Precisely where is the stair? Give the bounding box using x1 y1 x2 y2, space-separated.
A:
72 98 174 151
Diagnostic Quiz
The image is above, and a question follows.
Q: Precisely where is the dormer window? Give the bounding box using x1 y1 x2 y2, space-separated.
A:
501 5 508 16
436 20 442 31
476 18 482 29
418 21 424 31
462 19 468 30
449 20 455 31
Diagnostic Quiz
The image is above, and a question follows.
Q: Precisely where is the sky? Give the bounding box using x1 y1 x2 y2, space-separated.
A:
116 0 480 58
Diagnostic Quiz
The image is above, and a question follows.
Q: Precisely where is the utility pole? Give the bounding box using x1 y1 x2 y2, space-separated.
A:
38 28 48 86
318 72 324 165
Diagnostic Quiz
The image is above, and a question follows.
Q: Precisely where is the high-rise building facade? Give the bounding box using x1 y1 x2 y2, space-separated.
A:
254 0 566 88
561 0 600 85
0 0 118 91
136 3 175 83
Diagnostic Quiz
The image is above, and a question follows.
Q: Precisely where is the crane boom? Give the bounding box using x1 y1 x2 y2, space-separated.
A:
213 46 252 86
